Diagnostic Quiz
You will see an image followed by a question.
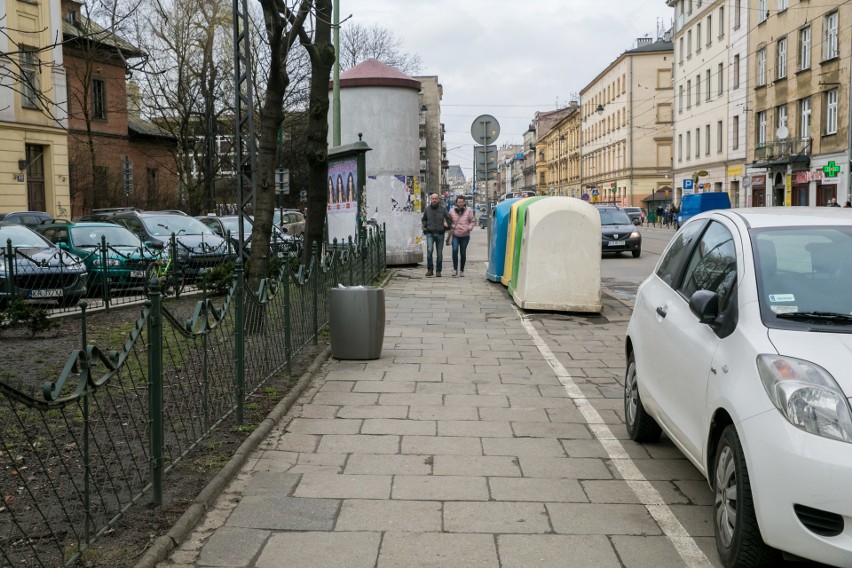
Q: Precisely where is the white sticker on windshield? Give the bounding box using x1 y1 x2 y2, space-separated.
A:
771 305 798 314
768 294 795 303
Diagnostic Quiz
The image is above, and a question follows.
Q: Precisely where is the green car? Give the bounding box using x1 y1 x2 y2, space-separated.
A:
36 222 163 291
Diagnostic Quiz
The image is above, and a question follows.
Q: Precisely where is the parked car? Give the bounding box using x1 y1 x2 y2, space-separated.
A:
196 215 299 257
622 206 644 225
624 207 852 567
273 209 306 236
596 206 641 257
478 211 488 229
35 222 161 291
675 191 731 229
78 210 233 279
0 222 88 307
0 211 55 226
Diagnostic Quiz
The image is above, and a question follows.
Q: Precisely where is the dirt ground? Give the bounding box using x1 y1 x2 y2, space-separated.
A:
0 297 327 567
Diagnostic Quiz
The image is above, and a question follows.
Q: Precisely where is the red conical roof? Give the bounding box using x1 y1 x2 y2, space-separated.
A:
331 58 421 90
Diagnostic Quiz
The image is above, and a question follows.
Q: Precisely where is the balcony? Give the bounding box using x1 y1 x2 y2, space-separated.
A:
754 137 811 163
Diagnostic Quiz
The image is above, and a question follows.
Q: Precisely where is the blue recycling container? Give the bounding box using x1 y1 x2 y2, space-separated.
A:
486 198 523 282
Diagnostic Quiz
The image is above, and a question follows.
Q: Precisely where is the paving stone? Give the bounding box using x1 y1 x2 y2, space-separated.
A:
444 502 550 533
674 479 715 506
253 451 297 472
408 406 479 421
433 455 522 477
437 420 513 437
512 422 592 439
401 435 482 456
478 407 550 423
274 433 319 452
335 499 442 532
286 418 362 435
547 503 662 535
353 381 416 393
518 457 613 479
345 454 432 475
311 392 379 406
581 480 690 504
444 394 509 407
508 396 574 409
382 370 442 382
317 434 400 454
482 438 567 458
615 459 706 481
299 404 340 418
476 383 542 397
336 405 409 419
415 382 477 395
392 475 489 501
379 393 443 406
226 495 338 531
610 535 692 568
488 477 588 503
256 532 380 568
378 533 498 568
497 534 620 568
293 473 392 499
242 472 301 496
197 527 269 567
667 504 715 537
561 439 650 458
319 381 354 392
545 406 591 423
362 418 437 436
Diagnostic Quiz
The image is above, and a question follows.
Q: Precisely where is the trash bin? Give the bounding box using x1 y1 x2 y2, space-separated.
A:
329 286 385 359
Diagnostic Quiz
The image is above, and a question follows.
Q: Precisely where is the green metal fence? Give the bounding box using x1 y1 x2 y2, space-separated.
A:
0 227 385 567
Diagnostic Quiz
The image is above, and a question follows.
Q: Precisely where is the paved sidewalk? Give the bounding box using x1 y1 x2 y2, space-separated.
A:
159 229 720 568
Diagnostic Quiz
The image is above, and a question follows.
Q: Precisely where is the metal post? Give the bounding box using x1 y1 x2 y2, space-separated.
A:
311 242 319 344
332 0 341 146
147 279 163 506
80 301 91 542
283 253 292 376
99 235 110 308
5 240 14 297
234 259 245 424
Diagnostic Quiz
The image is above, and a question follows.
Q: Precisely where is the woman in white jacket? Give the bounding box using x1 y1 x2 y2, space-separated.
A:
448 195 476 277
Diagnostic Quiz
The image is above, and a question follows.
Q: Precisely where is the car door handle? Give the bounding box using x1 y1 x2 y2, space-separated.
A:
656 307 667 318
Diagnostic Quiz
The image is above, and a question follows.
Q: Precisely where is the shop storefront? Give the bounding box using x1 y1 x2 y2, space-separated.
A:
749 174 767 207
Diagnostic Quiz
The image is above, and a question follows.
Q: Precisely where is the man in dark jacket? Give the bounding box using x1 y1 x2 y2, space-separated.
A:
421 193 452 277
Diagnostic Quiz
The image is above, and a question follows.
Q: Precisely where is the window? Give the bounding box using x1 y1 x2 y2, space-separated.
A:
687 79 692 108
679 85 684 112
656 221 705 287
679 37 684 63
800 97 811 138
734 0 741 29
757 111 767 145
678 134 683 162
686 131 691 160
778 0 788 11
799 27 811 70
826 89 838 135
823 12 838 60
20 48 39 108
706 69 711 101
758 0 768 23
707 15 712 45
718 63 724 95
733 116 740 150
92 79 106 119
717 121 723 153
697 23 702 52
696 75 702 106
688 0 693 14
776 104 788 130
733 54 740 89
696 128 701 158
688 30 693 58
679 222 737 312
719 6 725 37
757 48 767 86
776 37 787 79
705 124 711 155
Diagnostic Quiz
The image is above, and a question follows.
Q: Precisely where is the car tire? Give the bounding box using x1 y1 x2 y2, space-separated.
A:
632 249 641 258
713 425 778 567
624 352 662 442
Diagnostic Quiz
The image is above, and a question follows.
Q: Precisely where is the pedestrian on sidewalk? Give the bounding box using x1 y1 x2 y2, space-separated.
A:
448 195 475 277
421 193 452 277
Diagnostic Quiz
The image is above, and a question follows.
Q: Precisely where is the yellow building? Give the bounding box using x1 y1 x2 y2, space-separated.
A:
0 0 71 217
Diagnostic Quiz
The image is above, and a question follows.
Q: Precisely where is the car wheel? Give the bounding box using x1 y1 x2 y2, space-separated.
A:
713 425 778 566
624 352 662 442
632 249 641 258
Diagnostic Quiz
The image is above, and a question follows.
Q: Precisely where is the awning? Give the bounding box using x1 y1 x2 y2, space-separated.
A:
641 187 673 202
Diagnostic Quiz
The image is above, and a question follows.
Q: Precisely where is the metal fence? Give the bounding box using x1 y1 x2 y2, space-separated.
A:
0 227 385 567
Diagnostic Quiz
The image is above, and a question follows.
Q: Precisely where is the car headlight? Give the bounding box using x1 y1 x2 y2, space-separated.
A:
630 231 640 238
757 354 852 443
92 258 121 267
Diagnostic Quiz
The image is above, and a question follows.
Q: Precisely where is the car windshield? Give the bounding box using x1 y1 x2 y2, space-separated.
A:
217 217 250 234
599 210 632 225
753 226 852 327
71 225 141 247
0 225 52 248
142 215 215 237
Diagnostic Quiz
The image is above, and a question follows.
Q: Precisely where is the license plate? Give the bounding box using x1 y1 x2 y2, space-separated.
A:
608 240 626 246
130 270 146 278
31 289 63 299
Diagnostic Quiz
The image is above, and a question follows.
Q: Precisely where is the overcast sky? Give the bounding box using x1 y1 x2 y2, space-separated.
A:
346 0 672 180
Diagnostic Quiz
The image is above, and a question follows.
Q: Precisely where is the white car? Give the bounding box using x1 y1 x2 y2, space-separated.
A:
624 207 852 567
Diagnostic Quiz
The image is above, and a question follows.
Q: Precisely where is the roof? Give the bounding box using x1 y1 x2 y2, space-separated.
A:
626 39 674 54
128 116 174 139
63 17 145 58
333 59 421 90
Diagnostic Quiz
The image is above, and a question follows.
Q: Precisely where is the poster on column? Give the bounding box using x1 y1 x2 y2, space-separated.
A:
326 158 358 244
366 174 424 265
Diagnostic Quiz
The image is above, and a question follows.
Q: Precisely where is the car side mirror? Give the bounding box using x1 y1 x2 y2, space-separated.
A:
689 290 720 324
633 218 641 225
57 242 69 250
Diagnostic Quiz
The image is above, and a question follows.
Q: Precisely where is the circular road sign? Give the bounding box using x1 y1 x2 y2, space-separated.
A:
471 114 500 145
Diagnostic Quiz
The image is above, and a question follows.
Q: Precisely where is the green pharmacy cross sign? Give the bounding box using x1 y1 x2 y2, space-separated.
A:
823 161 841 177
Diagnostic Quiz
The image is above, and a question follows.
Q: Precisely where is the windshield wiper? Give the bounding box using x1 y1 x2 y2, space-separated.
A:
776 311 852 325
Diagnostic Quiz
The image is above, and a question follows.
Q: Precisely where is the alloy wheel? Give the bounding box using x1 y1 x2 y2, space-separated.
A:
625 361 638 427
714 445 737 548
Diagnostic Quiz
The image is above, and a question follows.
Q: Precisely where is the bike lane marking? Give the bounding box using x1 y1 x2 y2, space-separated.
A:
514 307 713 568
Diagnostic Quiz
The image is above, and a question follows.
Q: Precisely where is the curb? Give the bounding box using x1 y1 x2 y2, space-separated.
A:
134 344 332 568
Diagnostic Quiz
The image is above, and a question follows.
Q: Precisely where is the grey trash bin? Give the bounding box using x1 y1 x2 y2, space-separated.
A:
329 286 385 359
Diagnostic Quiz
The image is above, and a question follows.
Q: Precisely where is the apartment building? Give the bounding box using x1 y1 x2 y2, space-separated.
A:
580 37 673 207
533 104 579 195
414 76 447 199
671 0 734 204
745 0 850 206
726 0 750 207
0 0 71 217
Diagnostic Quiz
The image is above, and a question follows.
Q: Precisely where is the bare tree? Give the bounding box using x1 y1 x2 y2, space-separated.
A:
339 23 422 74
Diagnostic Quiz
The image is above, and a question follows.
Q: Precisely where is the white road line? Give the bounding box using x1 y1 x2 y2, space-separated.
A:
514 307 713 568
